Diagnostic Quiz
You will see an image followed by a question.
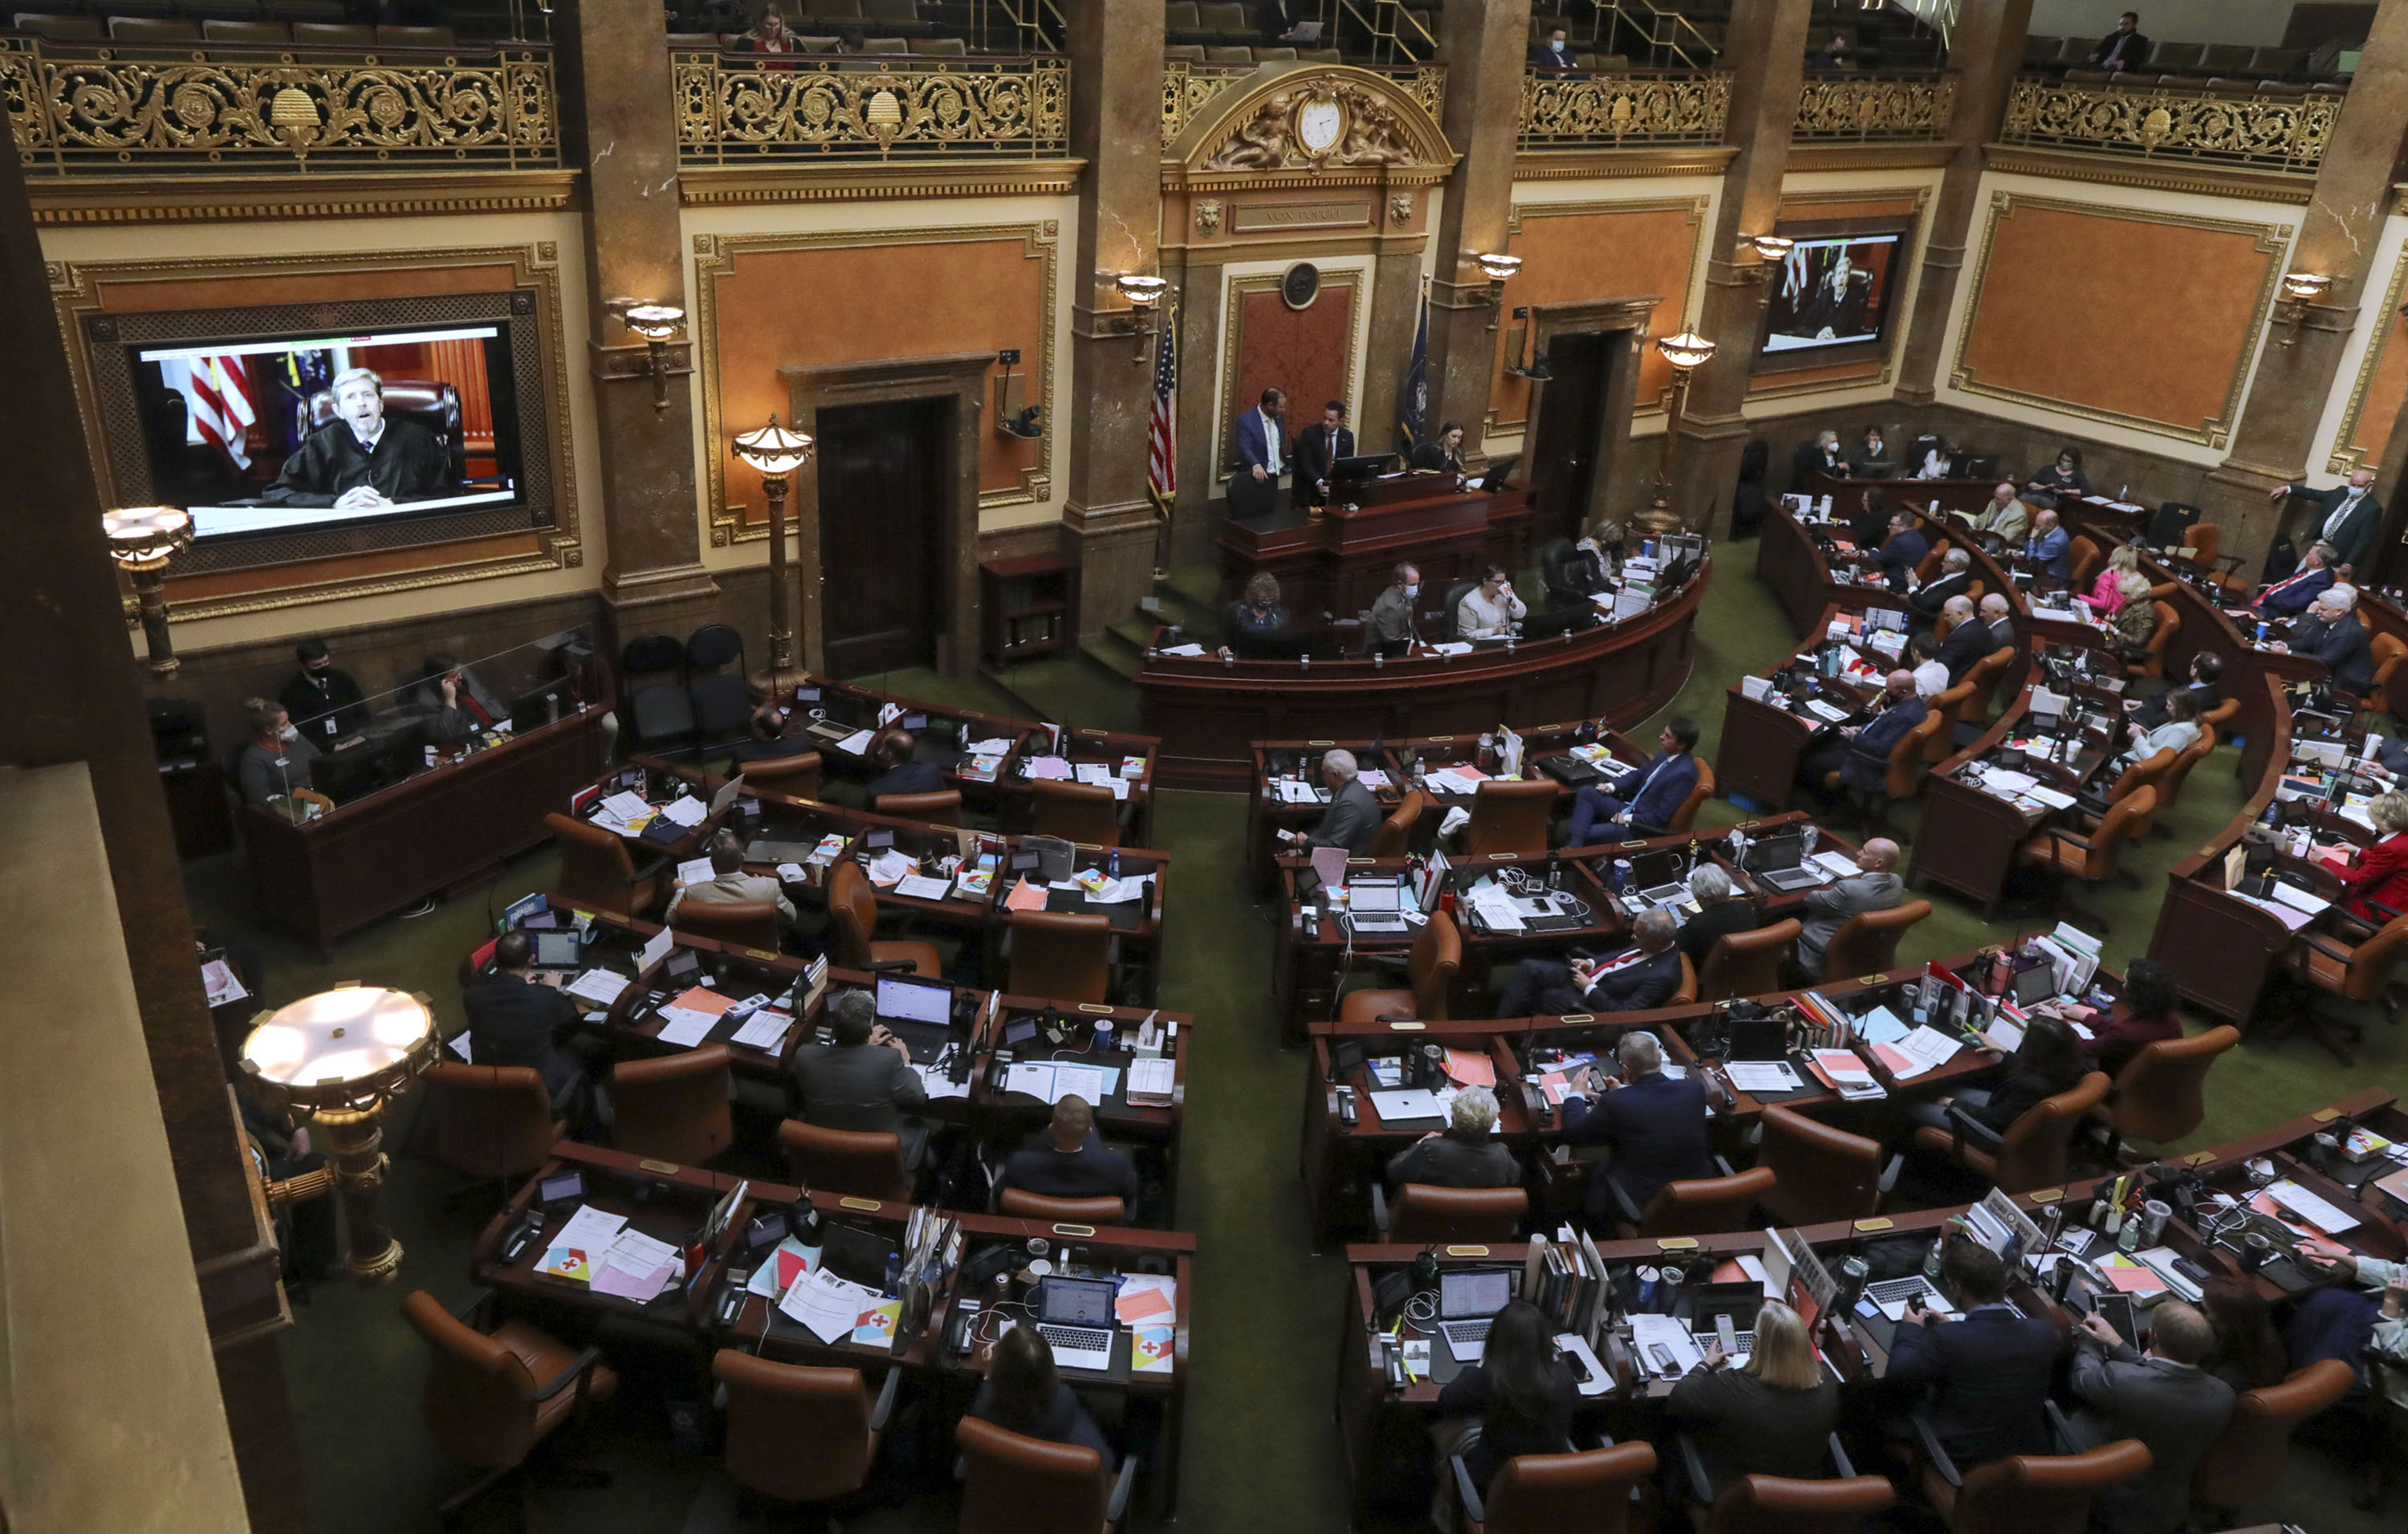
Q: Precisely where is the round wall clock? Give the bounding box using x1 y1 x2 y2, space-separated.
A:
1281 262 1321 310
1297 96 1344 157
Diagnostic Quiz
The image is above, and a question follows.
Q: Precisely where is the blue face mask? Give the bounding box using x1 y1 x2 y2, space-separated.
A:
1405 583 1420 598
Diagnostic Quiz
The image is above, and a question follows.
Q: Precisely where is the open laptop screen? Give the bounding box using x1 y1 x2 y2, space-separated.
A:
1439 1267 1513 1320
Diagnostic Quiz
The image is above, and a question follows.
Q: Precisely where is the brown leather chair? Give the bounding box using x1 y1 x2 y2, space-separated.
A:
2067 535 2102 588
546 811 663 920
777 1118 911 1202
1340 909 1460 1023
1834 714 1945 831
1757 1105 1889 1226
1955 649 2013 726
202 18 291 40
957 1414 1138 1533
1926 681 1977 761
2125 601 2178 681
2278 908 2408 1064
1915 537 1951 584
2190 1359 2355 1520
1820 898 1930 981
737 750 823 800
2020 787 2154 930
108 16 201 39
1666 758 1717 832
827 859 943 977
1693 1473 1895 1534
1921 1438 2150 1534
2098 748 2175 837
1701 918 1800 1003
999 1188 1128 1225
2368 633 2408 714
669 897 783 952
2097 1025 2238 1154
1378 1182 1527 1243
1031 778 1121 847
401 1290 617 1520
1369 789 1429 857
713 1350 897 1510
1007 909 1112 1003
2153 724 2216 816
2199 694 2239 732
1670 951 1699 1005
876 788 962 820
293 21 377 44
1454 1440 1657 1534
1912 1071 2111 1193
1619 1166 1776 1239
611 1044 733 1166
1464 778 1558 855
425 1062 562 1184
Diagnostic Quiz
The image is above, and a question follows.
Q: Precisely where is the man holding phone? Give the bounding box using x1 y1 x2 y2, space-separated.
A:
2065 1302 2235 1534
1887 1242 2058 1469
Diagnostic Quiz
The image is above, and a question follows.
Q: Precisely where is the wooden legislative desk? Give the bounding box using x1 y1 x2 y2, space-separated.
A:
1137 560 1707 791
244 704 610 954
1754 499 1896 637
1714 604 1893 813
1216 470 1531 614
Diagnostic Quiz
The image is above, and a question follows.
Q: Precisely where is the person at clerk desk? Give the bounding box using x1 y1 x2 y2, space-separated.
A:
1886 1239 2061 1470
1566 715 1700 845
1409 420 1467 474
1455 565 1527 639
1792 429 1849 482
1847 424 1889 475
2024 446 2093 502
237 697 321 808
1365 562 1422 651
997 1093 1141 1209
1291 398 1355 508
1384 1085 1519 1190
2268 584 2373 693
1552 1025 1731 1230
1491 909 1687 1019
279 637 372 750
405 652 505 744
2064 1300 2235 1534
791 987 933 1169
1276 747 1382 855
1218 572 1291 660
2268 467 2384 574
665 829 797 929
262 365 458 509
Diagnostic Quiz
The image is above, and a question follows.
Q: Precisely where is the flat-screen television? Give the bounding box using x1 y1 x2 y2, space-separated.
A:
1754 219 1914 372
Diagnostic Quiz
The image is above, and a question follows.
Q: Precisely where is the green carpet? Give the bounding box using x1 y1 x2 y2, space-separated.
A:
197 543 2404 1530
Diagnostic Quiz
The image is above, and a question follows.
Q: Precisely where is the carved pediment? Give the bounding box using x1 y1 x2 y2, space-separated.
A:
1168 64 1455 182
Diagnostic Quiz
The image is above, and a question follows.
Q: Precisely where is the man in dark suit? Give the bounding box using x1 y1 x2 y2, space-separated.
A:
1907 548 1974 629
2089 10 2149 72
2065 1301 2235 1534
864 729 946 802
1974 591 2015 657
1556 1025 1730 1229
1869 510 1929 593
2128 652 2220 730
1934 596 1991 685
1291 399 1356 508
1229 386 1287 520
2277 586 2374 692
2270 469 2383 572
791 988 933 1168
463 930 594 1122
998 1093 1142 1208
1841 673 1928 792
1567 716 1701 844
1529 23 1576 71
279 637 373 751
1493 908 1685 1017
2253 541 2336 616
1276 748 1383 855
1676 865 1761 969
1887 1240 2061 1470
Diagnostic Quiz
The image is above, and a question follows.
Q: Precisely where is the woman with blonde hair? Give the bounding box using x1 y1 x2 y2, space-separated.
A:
2081 543 2142 618
2337 791 2408 922
2108 555 2159 655
1666 1299 1840 1489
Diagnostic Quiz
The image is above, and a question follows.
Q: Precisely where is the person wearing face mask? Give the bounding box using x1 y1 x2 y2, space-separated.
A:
279 637 373 751
1367 562 1422 651
237 698 321 808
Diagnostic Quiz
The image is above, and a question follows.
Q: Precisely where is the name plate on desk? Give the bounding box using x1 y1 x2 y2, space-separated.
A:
1656 1237 1700 1251
639 1159 680 1174
1387 1020 1427 1031
2024 1187 2064 1203
2313 1108 2343 1121
1443 1245 1491 1257
1050 1223 1097 1237
2182 1150 2218 1166
1077 1003 1115 1014
1852 1218 1894 1233
838 1196 882 1211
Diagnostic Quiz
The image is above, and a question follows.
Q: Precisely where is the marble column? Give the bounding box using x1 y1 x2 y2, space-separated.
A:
1894 0 2034 405
557 0 718 646
1425 0 1533 457
2205 0 2408 570
0 149 307 1528
1062 0 1168 637
1666 0 1813 538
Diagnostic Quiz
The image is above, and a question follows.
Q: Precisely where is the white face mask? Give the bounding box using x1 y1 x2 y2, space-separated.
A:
1404 583 1420 597
279 724 299 742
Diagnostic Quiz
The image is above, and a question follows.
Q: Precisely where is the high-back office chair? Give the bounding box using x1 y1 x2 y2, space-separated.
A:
303 376 464 478
2277 907 2408 1064
545 812 664 920
1376 1182 1527 1243
956 1416 1139 1534
1031 778 1121 846
1956 649 2014 726
2154 725 2216 817
1919 1438 2150 1534
1757 1105 1894 1226
2190 1359 2354 1521
1701 919 1799 1003
1820 899 1930 980
1369 790 1429 857
1538 538 1586 608
1912 1071 2111 1193
611 1044 734 1166
999 1189 1128 1225
2019 786 2154 931
620 633 698 758
2067 535 2103 588
1670 952 1700 1005
1833 712 1943 836
1007 909 1112 1003
1666 758 1716 832
424 1062 562 1186
2125 602 2179 681
1621 1166 1776 1239
827 860 943 977
2098 747 2176 837
1464 778 1557 855
877 788 962 820
712 1351 897 1512
2368 633 2408 714
1927 680 1977 761
778 1119 912 1202
2199 695 2240 733
2097 1025 2238 1157
1339 908 1460 1023
738 750 823 800
400 1290 617 1522
1451 1440 1656 1534
669 898 783 953
1694 1473 1895 1534
684 623 752 751
1441 580 1479 639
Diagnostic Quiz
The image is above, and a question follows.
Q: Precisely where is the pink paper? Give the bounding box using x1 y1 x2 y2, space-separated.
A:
592 1259 670 1301
1116 1288 1173 1324
1442 1048 1495 1088
775 1248 812 1288
1310 846 1348 889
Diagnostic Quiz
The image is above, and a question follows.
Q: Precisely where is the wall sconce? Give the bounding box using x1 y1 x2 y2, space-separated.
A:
103 504 193 678
1638 328 1718 535
1503 307 1553 380
2273 271 2334 348
993 348 1043 440
1096 271 1169 363
1736 231 1794 281
605 297 687 411
1466 252 1521 328
733 414 816 691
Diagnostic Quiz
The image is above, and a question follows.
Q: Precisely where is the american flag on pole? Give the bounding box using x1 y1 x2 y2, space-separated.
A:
168 353 259 470
1146 308 1178 507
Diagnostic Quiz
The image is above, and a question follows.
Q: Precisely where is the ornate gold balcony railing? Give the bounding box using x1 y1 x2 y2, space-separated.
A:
0 38 557 174
1998 75 2337 173
1793 71 1956 142
1518 69 1729 150
673 51 1068 165
1160 58 1442 149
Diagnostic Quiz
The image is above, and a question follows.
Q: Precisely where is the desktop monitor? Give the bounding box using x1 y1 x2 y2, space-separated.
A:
1475 454 1520 492
1230 628 1310 661
531 931 581 969
1520 605 1596 640
1952 453 2000 481
509 680 576 735
1329 453 1395 481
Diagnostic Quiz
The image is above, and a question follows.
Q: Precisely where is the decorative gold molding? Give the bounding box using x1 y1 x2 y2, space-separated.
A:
1161 59 1444 149
1163 63 1456 191
1517 70 1731 151
24 167 580 225
1511 144 1737 181
692 219 1059 545
2328 236 2408 474
1792 72 1956 143
673 51 1067 165
1983 144 2316 204
49 242 580 624
1784 141 1955 173
677 159 1081 205
1998 75 2337 173
1214 264 1362 474
1948 191 2292 450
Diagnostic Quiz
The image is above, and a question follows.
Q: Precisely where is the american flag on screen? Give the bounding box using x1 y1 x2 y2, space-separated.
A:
169 354 258 470
1146 310 1177 506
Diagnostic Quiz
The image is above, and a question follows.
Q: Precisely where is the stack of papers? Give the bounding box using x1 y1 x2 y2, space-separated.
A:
1126 1058 1176 1105
731 1006 794 1052
201 958 249 1006
1877 1025 1963 1078
565 968 632 1007
865 848 918 886
806 833 850 867
1004 877 1050 912
592 1227 685 1302
895 873 954 901
1809 1048 1885 1100
1726 1060 1803 1094
833 728 875 755
777 1267 888 1345
1428 765 1490 795
1157 641 1206 657
676 856 718 886
1024 755 1075 780
1810 850 1861 879
911 1064 972 1101
1274 778 1325 804
1075 763 1133 800
656 986 734 1048
659 795 709 828
1003 1060 1115 1105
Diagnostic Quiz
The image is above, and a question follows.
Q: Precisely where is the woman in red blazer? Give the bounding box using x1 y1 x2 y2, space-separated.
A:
2338 794 2408 922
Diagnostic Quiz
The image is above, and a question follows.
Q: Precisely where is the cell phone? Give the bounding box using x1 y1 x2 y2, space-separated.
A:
2096 1292 2139 1349
1336 1085 1357 1126
1648 1344 1679 1377
2171 1255 2211 1286
1715 1314 1738 1357
716 1271 751 1326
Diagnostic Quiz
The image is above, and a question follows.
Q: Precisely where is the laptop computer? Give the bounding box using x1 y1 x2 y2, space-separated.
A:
1435 1267 1515 1362
1033 1275 1120 1371
1687 1281 1766 1366
531 930 582 970
1344 880 1411 934
745 838 820 865
1628 848 1689 906
874 973 958 1056
1744 832 1828 893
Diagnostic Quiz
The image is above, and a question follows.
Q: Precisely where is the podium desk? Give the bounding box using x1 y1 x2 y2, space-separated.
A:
1217 475 1531 616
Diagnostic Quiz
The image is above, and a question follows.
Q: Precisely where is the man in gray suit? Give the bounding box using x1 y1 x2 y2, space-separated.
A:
2268 467 2383 572
791 988 932 1168
665 830 798 928
1275 747 1385 855
2065 1301 2235 1534
1795 836 1904 976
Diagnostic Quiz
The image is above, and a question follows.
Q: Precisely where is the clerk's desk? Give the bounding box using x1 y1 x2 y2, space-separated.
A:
1334 1086 2402 1527
1136 558 1706 791
1217 465 1531 617
470 1141 1194 1509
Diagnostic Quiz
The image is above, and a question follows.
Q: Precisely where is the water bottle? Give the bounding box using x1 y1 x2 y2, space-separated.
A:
1108 848 1121 881
1801 824 1819 857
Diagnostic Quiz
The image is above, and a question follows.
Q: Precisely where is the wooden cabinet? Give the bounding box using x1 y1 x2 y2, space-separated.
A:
979 552 1078 665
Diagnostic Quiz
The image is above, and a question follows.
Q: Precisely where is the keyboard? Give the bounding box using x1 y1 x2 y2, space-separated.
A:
1344 913 1410 934
1438 1318 1492 1360
1036 1323 1116 1369
1692 1330 1755 1362
1759 866 1827 893
1865 1276 1948 1316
